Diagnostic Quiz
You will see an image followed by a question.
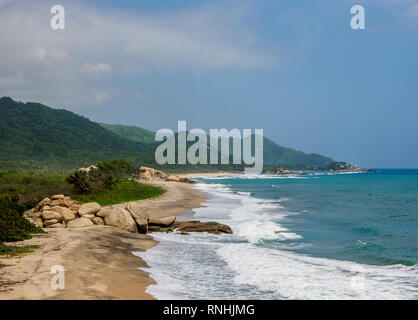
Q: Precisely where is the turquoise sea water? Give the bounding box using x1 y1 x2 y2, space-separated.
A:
135 169 418 299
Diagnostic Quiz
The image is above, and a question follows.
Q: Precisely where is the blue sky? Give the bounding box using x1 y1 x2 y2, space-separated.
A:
0 0 417 168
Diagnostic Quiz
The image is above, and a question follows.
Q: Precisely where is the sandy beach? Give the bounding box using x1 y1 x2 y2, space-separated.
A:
0 180 206 300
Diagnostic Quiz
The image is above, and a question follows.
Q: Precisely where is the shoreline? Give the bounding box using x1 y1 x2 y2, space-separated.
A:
0 179 207 300
177 172 240 179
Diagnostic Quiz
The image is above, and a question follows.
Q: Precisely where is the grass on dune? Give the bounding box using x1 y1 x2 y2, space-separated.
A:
0 171 68 202
0 244 40 259
72 180 165 206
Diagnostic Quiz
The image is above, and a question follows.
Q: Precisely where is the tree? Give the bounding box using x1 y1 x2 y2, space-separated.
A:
103 175 119 190
65 171 94 195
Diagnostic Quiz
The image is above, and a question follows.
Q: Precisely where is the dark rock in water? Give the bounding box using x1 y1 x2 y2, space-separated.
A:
173 221 233 234
147 225 173 233
180 177 195 184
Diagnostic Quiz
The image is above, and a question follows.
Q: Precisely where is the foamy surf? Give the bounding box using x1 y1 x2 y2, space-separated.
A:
135 176 418 300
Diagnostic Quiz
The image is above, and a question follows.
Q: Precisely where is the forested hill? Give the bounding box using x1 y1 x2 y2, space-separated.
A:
0 97 154 171
103 123 334 169
99 123 155 144
0 97 334 172
261 136 333 168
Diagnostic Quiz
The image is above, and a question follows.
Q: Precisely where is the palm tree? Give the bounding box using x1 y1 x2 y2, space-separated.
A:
65 171 94 195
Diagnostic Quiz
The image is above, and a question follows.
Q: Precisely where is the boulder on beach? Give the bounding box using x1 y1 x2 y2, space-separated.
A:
24 208 40 219
41 210 62 221
44 219 59 226
92 217 105 225
166 175 181 182
35 197 51 211
46 223 65 228
50 206 76 221
140 171 152 181
125 202 149 234
51 194 65 200
104 207 138 233
174 221 232 234
96 208 110 218
149 216 176 227
78 202 101 216
138 166 168 181
67 217 94 228
33 217 44 228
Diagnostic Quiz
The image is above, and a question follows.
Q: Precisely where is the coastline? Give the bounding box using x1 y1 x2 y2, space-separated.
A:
177 172 240 179
0 179 207 300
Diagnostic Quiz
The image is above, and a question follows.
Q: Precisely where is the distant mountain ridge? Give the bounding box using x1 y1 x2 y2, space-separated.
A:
100 123 334 168
99 123 155 144
0 97 334 172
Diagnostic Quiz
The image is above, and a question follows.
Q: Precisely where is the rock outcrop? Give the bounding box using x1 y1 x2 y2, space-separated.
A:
125 202 149 234
67 217 94 228
92 217 105 225
138 166 168 181
174 221 233 235
41 210 62 221
78 202 101 216
26 195 231 237
25 195 83 229
166 175 181 182
149 216 176 227
103 207 138 233
78 165 98 173
137 166 193 183
50 206 76 221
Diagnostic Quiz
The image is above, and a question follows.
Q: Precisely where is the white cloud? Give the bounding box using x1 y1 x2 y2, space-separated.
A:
0 0 276 109
28 46 69 63
92 90 110 104
406 3 418 17
81 62 112 76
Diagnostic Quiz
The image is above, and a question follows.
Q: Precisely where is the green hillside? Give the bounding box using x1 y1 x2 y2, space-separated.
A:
0 97 334 173
99 123 155 144
102 122 334 168
261 136 333 168
0 97 154 172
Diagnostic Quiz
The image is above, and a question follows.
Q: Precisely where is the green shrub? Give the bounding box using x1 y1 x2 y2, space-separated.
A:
95 159 138 177
0 197 44 243
72 180 164 206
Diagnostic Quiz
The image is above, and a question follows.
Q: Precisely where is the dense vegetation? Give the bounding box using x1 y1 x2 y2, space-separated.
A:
0 171 68 202
66 160 165 206
99 123 156 144
0 97 155 173
72 180 164 206
0 197 44 243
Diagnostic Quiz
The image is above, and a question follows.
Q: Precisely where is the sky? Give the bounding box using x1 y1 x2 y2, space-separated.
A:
0 0 417 168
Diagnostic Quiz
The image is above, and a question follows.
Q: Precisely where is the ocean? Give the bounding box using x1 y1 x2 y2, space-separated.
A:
134 169 418 299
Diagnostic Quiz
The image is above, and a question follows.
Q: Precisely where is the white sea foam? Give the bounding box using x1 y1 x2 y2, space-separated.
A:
135 177 418 300
217 243 418 299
